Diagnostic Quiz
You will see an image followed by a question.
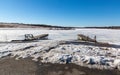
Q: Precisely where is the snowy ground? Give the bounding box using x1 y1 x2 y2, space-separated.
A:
0 28 120 70
0 40 120 70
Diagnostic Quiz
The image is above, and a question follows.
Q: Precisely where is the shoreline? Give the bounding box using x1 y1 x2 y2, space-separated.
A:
0 40 120 72
0 57 120 75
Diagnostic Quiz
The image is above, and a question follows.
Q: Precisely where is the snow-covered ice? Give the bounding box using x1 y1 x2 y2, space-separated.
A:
0 28 120 45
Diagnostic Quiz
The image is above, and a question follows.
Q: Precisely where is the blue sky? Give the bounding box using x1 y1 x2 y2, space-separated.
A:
0 0 120 27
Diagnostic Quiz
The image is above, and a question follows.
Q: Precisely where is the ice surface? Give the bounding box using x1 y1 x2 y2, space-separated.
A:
0 28 120 45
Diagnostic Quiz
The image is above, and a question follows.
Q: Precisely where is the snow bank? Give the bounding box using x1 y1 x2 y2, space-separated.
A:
0 40 60 61
0 40 119 70
41 43 120 70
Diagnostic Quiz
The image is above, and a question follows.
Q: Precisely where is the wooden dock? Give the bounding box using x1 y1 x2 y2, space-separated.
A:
77 34 97 42
33 34 48 40
11 34 49 42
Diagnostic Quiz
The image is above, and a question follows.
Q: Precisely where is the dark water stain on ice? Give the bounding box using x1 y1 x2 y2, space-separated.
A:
65 41 120 48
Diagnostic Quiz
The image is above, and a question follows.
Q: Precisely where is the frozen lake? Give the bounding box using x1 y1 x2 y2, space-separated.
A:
0 28 120 45
0 28 120 71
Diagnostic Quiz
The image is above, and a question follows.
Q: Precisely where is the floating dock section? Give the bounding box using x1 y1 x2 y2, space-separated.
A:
11 34 49 42
77 34 97 42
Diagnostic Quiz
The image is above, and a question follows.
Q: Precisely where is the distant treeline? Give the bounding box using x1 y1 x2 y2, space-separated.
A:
0 22 120 29
27 24 74 30
0 22 74 30
84 26 120 29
